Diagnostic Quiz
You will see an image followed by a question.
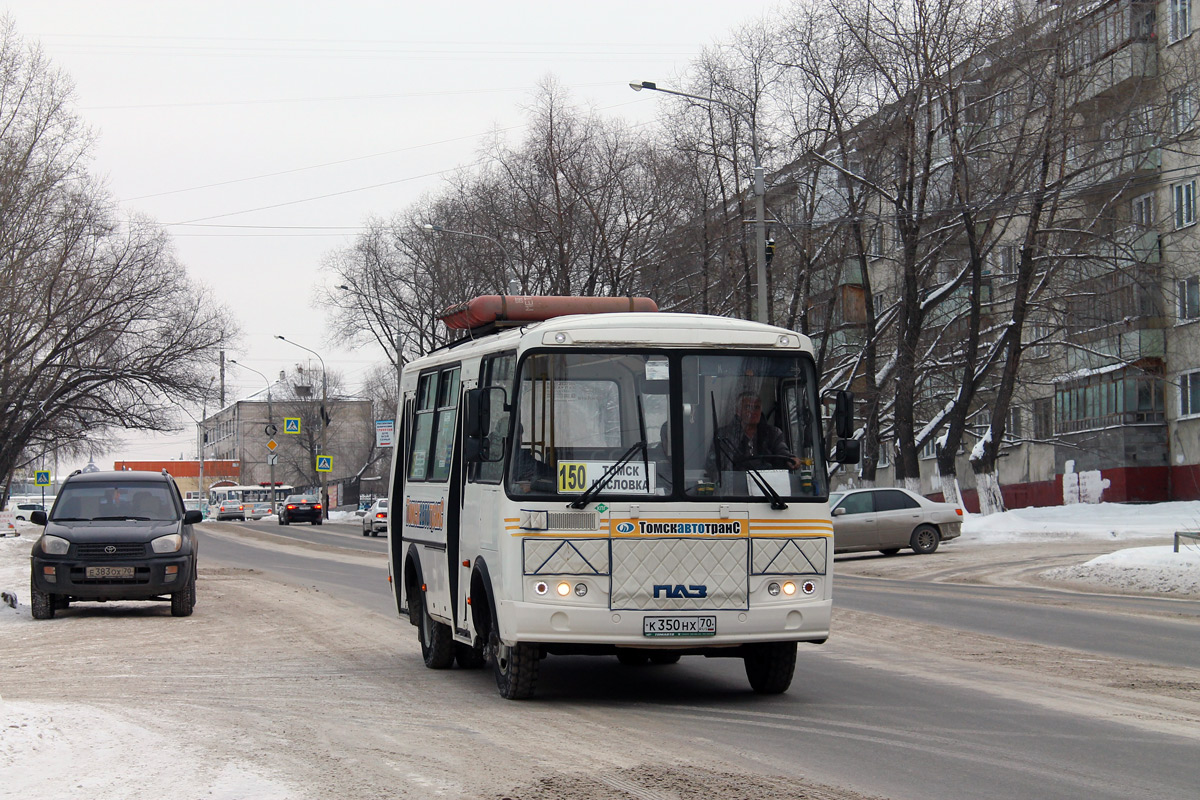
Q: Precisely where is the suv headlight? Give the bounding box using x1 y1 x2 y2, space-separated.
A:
40 535 70 555
150 534 182 553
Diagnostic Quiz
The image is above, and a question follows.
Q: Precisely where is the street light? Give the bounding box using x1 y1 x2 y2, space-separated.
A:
229 359 277 508
421 223 520 292
275 335 328 518
631 79 768 323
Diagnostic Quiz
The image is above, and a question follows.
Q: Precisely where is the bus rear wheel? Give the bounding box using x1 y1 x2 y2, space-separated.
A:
744 642 797 694
414 594 454 669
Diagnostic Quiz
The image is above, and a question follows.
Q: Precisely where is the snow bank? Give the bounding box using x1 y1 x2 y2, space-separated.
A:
961 500 1200 544
1043 545 1200 596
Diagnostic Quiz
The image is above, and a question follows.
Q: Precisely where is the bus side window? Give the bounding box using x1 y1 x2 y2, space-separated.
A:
473 352 515 484
408 372 438 481
428 367 461 482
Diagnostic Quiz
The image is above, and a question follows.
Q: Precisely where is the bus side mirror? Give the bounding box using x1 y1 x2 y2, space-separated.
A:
834 390 854 439
831 438 860 464
464 387 506 463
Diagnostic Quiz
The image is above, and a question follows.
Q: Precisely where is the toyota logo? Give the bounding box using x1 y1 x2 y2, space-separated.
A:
104 546 117 554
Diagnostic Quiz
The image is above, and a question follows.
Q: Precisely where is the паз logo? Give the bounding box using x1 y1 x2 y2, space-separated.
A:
653 584 708 599
615 522 635 534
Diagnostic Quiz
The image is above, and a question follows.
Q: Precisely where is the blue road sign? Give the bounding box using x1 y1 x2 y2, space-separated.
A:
284 417 301 434
35 471 51 486
316 456 332 473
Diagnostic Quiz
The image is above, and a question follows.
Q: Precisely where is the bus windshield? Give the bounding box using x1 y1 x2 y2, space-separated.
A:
506 350 827 502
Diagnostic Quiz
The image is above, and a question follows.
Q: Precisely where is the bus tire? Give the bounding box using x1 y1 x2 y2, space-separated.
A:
910 525 940 555
493 639 539 699
744 642 796 694
414 593 454 669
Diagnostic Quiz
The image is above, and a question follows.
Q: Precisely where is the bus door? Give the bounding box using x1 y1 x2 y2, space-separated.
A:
404 366 460 623
460 352 515 632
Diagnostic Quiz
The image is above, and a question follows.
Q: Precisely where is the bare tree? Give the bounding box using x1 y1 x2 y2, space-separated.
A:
0 20 237 499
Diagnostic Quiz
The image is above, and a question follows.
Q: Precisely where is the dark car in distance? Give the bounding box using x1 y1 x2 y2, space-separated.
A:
279 494 322 525
29 469 202 619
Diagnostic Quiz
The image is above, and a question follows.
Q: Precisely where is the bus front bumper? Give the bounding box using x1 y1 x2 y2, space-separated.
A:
503 598 831 647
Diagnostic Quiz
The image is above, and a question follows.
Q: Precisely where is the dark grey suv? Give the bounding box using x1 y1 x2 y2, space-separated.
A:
29 469 202 619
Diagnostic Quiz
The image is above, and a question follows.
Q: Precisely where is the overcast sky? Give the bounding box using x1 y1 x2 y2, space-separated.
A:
4 0 780 472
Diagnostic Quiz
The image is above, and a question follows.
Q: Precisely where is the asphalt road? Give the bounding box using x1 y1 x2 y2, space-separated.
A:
196 520 1200 800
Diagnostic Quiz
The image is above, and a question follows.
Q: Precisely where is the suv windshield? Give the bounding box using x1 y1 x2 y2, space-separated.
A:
505 349 827 502
51 481 179 521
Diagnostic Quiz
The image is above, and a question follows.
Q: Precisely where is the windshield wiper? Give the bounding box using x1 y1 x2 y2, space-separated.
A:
568 440 647 510
91 515 151 521
745 468 788 510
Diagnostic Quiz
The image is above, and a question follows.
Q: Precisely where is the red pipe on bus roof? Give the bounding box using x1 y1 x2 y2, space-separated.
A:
438 295 658 330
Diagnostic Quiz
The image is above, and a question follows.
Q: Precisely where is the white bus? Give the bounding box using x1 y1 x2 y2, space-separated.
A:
388 296 859 699
207 483 294 507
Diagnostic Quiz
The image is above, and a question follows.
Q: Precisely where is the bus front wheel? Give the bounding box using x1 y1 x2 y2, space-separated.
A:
492 638 539 700
744 642 797 694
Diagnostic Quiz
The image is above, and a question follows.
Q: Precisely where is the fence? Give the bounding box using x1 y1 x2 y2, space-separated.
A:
1174 531 1200 553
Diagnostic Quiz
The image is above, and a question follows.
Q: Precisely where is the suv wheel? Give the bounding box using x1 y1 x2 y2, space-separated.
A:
31 580 55 620
171 573 196 617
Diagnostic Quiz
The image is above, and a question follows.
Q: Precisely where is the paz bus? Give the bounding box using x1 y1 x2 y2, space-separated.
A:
387 295 859 699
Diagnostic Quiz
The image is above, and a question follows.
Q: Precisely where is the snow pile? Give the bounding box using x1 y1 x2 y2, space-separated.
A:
961 500 1200 544
1043 545 1200 596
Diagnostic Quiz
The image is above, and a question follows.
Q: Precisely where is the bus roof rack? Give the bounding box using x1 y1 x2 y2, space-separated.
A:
438 295 658 335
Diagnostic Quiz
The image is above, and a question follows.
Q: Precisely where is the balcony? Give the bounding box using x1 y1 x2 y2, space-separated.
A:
1074 41 1156 106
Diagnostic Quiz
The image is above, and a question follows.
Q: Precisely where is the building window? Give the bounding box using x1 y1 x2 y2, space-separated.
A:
1179 275 1200 321
1055 371 1164 433
921 437 937 460
1132 192 1155 228
1171 88 1195 135
1026 322 1053 358
1170 0 1192 42
1182 371 1200 417
1033 398 1053 439
877 440 890 468
1005 407 1022 443
1173 180 1196 229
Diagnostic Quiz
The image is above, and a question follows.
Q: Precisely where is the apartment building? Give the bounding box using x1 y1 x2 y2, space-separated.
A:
787 0 1200 507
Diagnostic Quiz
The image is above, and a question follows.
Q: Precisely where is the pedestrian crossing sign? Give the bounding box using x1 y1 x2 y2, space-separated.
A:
35 471 51 486
316 456 332 473
284 417 301 434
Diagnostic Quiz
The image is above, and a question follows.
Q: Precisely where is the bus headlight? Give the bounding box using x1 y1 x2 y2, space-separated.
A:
767 582 781 596
574 582 588 597
534 581 548 596
556 581 572 597
802 581 817 595
782 581 797 596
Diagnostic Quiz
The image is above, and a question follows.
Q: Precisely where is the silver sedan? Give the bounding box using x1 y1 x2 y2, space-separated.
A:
829 487 963 555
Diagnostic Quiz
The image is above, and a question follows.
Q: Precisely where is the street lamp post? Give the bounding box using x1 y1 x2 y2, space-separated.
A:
229 359 276 508
421 223 520 292
275 336 328 518
630 79 768 324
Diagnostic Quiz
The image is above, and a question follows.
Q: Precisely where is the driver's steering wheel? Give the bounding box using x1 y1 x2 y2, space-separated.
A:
733 454 795 470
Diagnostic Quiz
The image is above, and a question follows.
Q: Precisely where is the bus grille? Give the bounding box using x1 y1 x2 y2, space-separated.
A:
610 538 747 611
